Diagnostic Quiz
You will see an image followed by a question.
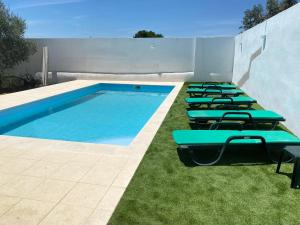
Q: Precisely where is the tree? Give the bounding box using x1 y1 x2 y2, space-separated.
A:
240 0 298 31
133 30 164 38
280 0 298 10
0 0 36 87
266 0 280 18
240 4 265 30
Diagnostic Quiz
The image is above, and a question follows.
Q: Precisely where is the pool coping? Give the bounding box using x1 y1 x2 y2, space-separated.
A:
0 80 183 225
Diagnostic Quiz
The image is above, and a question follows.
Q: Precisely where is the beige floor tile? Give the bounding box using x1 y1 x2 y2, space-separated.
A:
18 149 51 160
111 172 133 188
0 149 24 158
0 176 43 198
112 158 140 188
85 208 113 225
25 179 75 203
52 142 100 153
3 140 53 152
49 162 92 182
62 183 108 209
0 156 9 167
39 203 93 225
0 173 18 186
0 144 7 151
96 187 125 211
0 199 55 225
80 165 120 186
0 195 20 216
22 161 63 178
69 153 102 165
41 151 78 163
98 155 128 170
0 158 36 175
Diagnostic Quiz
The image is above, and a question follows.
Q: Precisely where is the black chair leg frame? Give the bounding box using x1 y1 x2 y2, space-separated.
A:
276 150 300 189
187 135 267 166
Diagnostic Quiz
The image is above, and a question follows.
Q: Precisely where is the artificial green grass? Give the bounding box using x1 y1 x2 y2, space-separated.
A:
108 83 300 225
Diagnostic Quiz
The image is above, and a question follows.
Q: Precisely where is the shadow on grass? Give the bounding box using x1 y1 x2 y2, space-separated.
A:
177 145 272 167
177 145 293 168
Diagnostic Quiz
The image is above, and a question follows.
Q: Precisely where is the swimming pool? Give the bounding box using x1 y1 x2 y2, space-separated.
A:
0 83 174 146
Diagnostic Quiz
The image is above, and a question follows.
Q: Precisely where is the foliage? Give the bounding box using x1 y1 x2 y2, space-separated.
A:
241 0 298 31
0 0 36 86
240 4 265 31
133 30 164 38
280 0 298 10
0 73 41 93
266 0 281 18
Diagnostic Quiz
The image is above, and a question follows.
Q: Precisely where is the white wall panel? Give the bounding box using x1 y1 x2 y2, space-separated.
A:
11 37 235 82
233 4 300 136
194 37 235 82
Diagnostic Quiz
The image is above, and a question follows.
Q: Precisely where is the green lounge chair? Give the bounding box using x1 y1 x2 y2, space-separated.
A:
172 130 300 166
187 110 285 129
185 96 257 109
187 88 243 97
188 83 237 89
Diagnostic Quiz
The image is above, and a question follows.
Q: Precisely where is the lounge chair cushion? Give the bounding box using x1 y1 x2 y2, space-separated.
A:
185 96 257 104
173 130 300 146
188 84 237 89
187 88 243 95
187 110 285 121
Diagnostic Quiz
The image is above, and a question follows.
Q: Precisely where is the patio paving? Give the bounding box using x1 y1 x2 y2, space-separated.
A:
0 80 183 225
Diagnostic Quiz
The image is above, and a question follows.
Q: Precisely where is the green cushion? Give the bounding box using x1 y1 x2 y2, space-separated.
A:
187 88 243 94
185 96 257 104
188 84 237 89
187 110 285 121
172 130 300 146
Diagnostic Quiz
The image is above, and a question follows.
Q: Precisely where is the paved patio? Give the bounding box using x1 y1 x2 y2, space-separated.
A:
0 80 182 225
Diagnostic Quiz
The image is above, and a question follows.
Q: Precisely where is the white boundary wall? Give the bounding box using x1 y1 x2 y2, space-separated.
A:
38 38 195 74
12 37 235 82
233 4 300 136
194 37 235 82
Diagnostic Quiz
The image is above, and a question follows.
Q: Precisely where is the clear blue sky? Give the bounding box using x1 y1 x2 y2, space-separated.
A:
3 0 266 38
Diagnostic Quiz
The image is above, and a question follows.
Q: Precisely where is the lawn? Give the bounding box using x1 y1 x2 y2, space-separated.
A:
108 83 300 225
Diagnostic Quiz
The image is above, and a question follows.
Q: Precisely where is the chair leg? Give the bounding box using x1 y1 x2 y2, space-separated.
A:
189 145 226 166
276 151 284 173
291 158 300 189
271 121 279 130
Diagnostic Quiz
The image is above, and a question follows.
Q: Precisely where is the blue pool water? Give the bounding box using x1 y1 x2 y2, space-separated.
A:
0 84 173 146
